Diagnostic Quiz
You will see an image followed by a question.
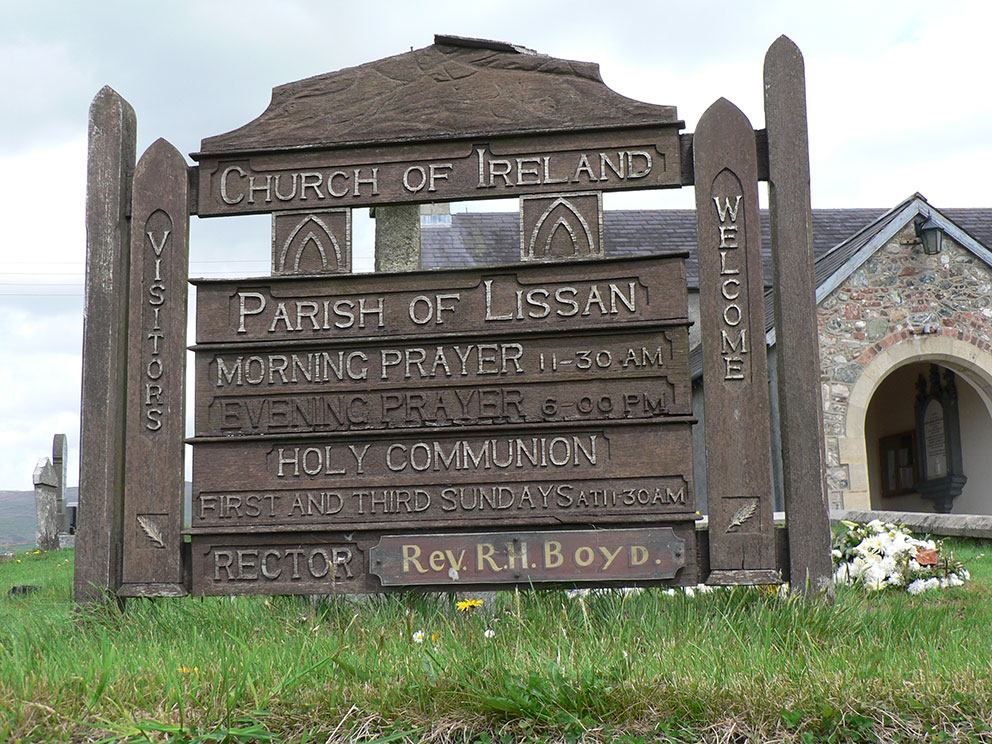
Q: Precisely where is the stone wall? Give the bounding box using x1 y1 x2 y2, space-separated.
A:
817 224 992 509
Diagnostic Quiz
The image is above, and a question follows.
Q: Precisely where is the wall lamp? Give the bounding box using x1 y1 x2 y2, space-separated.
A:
915 213 944 255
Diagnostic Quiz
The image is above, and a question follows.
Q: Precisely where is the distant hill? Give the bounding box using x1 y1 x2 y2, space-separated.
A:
0 484 192 547
0 490 37 547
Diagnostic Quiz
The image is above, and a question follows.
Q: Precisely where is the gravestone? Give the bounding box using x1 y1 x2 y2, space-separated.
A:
53 434 67 531
33 458 60 551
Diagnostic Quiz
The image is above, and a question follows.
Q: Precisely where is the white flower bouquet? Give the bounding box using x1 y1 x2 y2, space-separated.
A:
831 519 970 594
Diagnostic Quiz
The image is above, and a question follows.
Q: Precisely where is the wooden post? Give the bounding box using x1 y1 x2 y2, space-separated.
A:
119 139 189 597
764 37 834 597
74 87 136 604
693 98 778 584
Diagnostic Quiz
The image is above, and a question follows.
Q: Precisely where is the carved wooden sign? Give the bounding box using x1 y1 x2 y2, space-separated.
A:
197 130 681 216
80 35 830 604
189 255 698 591
193 37 683 217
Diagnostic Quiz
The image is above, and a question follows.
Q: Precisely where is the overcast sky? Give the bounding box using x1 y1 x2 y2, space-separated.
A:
1 0 989 491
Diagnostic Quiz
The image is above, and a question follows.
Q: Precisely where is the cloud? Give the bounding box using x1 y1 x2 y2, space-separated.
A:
0 0 990 492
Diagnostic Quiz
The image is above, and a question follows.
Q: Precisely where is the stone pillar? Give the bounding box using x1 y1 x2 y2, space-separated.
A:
34 458 60 551
53 434 67 532
374 205 420 272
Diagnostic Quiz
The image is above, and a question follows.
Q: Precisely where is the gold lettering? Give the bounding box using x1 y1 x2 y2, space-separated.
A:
402 544 427 574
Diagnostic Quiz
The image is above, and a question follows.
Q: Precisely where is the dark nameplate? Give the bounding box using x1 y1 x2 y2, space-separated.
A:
369 527 685 585
194 328 690 436
192 255 688 345
189 423 694 532
191 533 364 596
196 128 681 217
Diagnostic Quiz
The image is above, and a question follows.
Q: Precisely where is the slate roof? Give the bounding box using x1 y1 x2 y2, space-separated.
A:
421 204 992 290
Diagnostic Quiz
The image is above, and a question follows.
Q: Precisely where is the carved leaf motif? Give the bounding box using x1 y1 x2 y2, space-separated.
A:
137 515 165 548
726 501 758 533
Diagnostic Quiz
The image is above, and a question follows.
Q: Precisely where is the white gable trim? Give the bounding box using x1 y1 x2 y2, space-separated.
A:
766 197 992 348
813 200 922 304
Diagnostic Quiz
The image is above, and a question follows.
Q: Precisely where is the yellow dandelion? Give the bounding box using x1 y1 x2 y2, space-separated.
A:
456 598 483 612
15 559 20 564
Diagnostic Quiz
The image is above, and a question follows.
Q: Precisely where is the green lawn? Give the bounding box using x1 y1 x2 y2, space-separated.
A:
1 541 991 743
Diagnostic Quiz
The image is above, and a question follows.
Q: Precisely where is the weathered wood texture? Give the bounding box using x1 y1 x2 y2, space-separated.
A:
194 328 689 437
120 139 188 594
75 87 136 604
369 527 685 585
763 37 833 597
198 36 679 155
693 98 777 582
190 422 695 533
193 255 689 344
189 523 700 596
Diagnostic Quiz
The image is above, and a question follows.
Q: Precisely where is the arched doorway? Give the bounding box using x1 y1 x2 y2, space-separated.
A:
837 335 992 514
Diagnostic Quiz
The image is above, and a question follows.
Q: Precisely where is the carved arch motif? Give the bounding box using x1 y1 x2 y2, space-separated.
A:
521 193 603 262
279 214 342 273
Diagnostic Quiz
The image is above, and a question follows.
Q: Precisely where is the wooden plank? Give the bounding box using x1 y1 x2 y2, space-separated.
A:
369 527 685 585
763 36 833 598
120 139 189 594
189 422 695 533
74 87 136 605
692 98 777 583
191 254 690 346
189 524 700 596
193 327 691 437
195 127 682 216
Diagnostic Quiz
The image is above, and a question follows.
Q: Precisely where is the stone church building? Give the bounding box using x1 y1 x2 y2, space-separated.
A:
416 194 992 515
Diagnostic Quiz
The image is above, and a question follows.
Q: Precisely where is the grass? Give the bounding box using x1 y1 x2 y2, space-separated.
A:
1 541 992 743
